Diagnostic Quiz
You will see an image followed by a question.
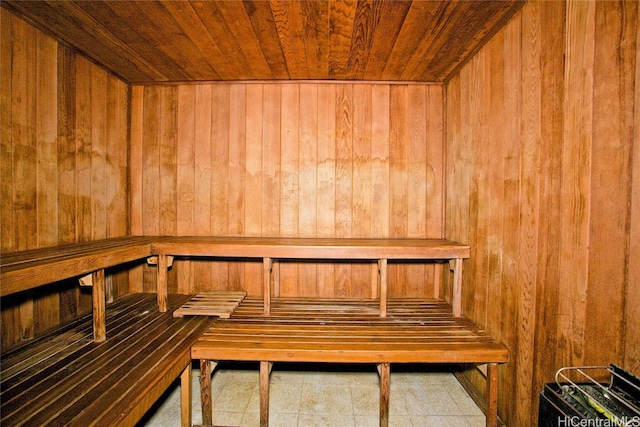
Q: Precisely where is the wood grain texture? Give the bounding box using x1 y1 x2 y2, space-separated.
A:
1 0 524 83
1 12 129 348
131 82 445 298
445 2 639 425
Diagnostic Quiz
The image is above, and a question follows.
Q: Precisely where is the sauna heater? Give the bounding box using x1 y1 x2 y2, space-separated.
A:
539 364 640 427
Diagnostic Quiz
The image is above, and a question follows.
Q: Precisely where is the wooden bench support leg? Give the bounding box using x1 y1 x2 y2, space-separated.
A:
486 362 499 427
377 363 390 427
263 258 272 315
260 361 273 427
92 269 106 342
180 363 192 427
157 255 169 312
200 360 216 427
378 259 388 318
452 258 463 317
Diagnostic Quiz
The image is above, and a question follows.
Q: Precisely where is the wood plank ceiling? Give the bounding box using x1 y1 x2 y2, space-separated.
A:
3 0 525 84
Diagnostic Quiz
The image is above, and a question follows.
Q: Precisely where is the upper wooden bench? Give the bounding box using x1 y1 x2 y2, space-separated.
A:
152 236 470 317
1 236 469 340
0 236 156 341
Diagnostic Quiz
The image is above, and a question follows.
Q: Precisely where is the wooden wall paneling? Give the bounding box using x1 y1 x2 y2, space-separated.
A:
516 3 542 423
34 30 60 330
57 45 82 321
177 85 196 294
261 83 282 238
131 81 445 301
141 86 161 291
36 30 59 247
443 77 459 305
446 2 639 424
557 0 595 372
193 84 214 293
388 85 408 298
407 85 428 297
106 77 130 299
279 83 300 296
334 84 353 297
90 65 107 241
129 85 144 293
498 13 522 423
210 84 231 291
583 0 636 368
485 29 505 341
260 83 282 297
426 85 444 297
316 84 336 297
76 57 93 243
2 11 130 347
12 15 38 251
244 84 263 296
228 84 247 293
530 0 565 416
370 85 390 240
9 16 37 342
408 84 427 291
57 44 77 246
628 0 640 376
1 8 14 252
351 84 372 297
459 56 479 321
299 84 318 296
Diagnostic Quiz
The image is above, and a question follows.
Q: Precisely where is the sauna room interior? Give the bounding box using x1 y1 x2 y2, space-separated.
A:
1 1 639 426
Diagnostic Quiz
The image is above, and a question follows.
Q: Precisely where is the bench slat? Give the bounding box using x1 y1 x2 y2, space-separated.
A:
0 293 210 427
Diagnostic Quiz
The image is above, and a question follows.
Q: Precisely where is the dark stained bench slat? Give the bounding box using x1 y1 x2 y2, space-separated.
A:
1 295 153 377
1 295 171 405
0 293 210 427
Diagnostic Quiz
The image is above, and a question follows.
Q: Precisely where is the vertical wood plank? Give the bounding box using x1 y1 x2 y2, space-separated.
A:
627 0 640 376
229 84 246 292
244 84 263 296
316 84 336 296
389 85 408 297
1 8 15 252
129 85 145 293
262 84 282 239
12 16 37 250
210 84 230 290
583 0 634 367
177 85 196 293
558 0 594 371
279 83 299 296
371 84 390 239
299 83 318 295
351 84 372 297
91 66 107 241
407 85 427 297
335 84 353 296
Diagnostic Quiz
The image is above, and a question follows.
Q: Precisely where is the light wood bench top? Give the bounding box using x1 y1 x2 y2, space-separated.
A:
192 297 507 364
192 297 507 427
152 236 470 260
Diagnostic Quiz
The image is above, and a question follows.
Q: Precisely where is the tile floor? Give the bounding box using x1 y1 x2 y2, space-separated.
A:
139 363 486 427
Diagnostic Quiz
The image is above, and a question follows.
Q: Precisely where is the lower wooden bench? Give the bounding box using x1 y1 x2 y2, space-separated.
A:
192 297 508 427
0 293 210 427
